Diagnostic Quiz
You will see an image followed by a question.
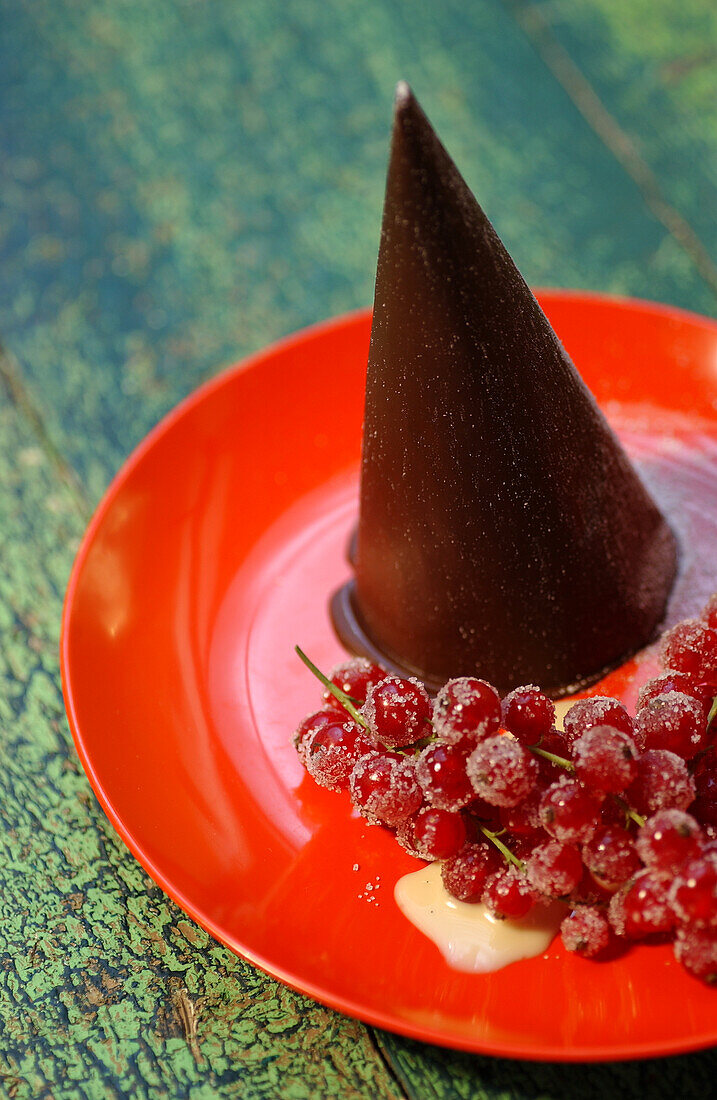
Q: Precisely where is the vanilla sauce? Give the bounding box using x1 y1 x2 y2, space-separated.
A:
393 700 574 972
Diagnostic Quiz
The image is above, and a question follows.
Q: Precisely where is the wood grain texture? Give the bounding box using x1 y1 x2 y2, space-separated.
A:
0 375 403 1100
1 0 717 1096
506 0 717 292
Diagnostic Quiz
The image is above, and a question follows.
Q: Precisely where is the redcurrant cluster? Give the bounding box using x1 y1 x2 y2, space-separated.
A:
294 594 717 982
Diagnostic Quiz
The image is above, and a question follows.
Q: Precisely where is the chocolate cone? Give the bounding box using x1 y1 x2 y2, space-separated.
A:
332 83 678 696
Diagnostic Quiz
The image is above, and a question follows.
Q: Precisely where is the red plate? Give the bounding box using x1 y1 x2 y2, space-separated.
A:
61 293 717 1062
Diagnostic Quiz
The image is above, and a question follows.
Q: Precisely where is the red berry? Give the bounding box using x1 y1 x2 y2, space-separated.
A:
572 724 639 793
294 709 342 767
526 841 583 899
563 697 634 748
615 870 676 937
362 677 431 747
349 753 423 826
482 866 536 919
323 658 386 710
703 594 717 632
582 825 641 890
669 855 717 927
660 619 717 681
466 735 539 807
674 925 717 982
501 685 555 744
304 719 372 790
415 742 474 810
432 677 501 744
637 672 708 713
499 787 545 835
635 810 703 874
398 807 467 860
635 691 706 760
561 907 610 957
693 751 717 830
695 748 717 800
693 797 717 831
441 842 502 901
627 749 695 816
539 777 603 844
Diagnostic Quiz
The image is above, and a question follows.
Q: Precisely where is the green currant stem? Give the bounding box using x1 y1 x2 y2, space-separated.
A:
295 646 370 730
529 745 574 771
478 824 525 872
708 696 717 730
529 740 646 828
614 795 646 829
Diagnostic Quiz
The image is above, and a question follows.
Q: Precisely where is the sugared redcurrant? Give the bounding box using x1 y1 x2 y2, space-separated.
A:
561 907 610 957
441 842 502 901
349 752 423 826
323 658 386 710
501 685 555 744
362 677 431 747
432 677 502 744
627 749 695 816
563 697 634 747
467 735 539 807
572 724 638 793
539 777 603 844
304 719 372 790
635 691 705 760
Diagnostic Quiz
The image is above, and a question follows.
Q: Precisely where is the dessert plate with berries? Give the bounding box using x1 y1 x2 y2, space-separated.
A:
62 293 717 1062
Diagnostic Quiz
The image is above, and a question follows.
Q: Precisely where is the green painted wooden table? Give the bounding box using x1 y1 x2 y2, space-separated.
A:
1 1 716 1096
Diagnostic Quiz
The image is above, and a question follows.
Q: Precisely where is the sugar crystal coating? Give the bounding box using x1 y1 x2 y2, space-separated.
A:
572 724 638 793
294 709 339 767
582 824 641 890
305 719 371 790
635 691 706 759
526 840 583 898
416 741 475 809
432 677 501 744
703 594 717 632
349 752 423 826
441 842 501 901
635 809 703 873
637 671 706 712
627 749 695 816
467 735 538 807
620 869 676 936
482 865 536 919
323 657 386 710
674 925 717 981
660 619 717 681
563 697 634 747
501 684 555 743
561 907 610 957
539 776 603 844
669 854 717 926
361 676 431 747
296 593 717 983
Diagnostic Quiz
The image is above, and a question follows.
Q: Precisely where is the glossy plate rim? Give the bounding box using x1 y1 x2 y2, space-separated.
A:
61 291 717 1063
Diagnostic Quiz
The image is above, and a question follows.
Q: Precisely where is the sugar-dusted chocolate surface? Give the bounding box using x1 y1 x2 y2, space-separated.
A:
335 85 678 696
